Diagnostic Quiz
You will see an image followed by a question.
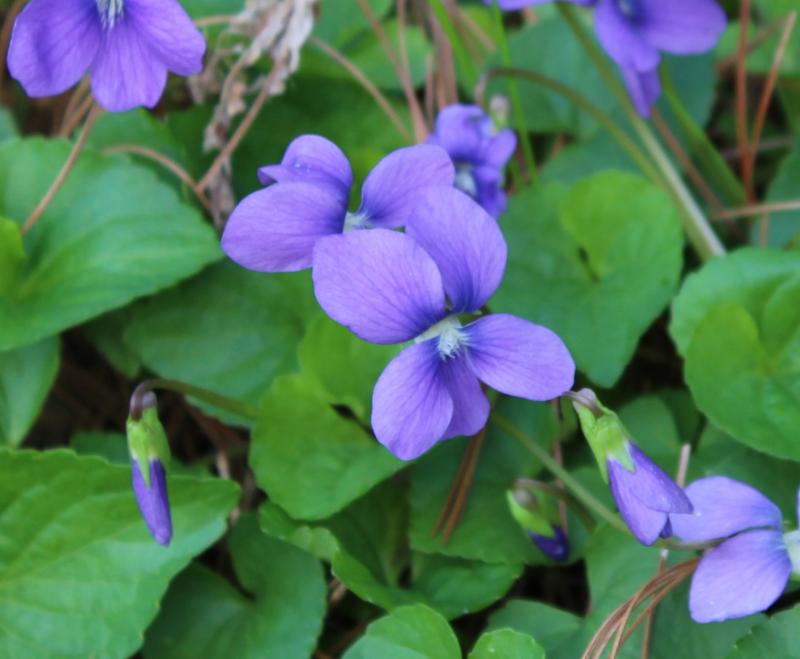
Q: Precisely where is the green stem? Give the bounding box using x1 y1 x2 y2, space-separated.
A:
131 379 258 422
489 2 537 182
515 478 597 532
558 4 725 262
492 413 631 535
661 71 747 206
484 67 663 186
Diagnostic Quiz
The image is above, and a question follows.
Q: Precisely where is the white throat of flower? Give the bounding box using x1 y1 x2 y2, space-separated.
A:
454 165 478 199
343 211 371 232
415 315 467 359
97 0 124 28
785 529 800 576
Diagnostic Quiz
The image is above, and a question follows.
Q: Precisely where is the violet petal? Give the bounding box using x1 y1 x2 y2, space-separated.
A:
464 314 576 400
689 529 791 623
440 354 490 439
405 187 507 313
131 458 172 546
222 181 347 273
620 64 661 117
371 340 454 460
608 456 671 545
671 476 783 543
312 229 446 344
257 134 353 194
639 0 727 55
594 0 660 70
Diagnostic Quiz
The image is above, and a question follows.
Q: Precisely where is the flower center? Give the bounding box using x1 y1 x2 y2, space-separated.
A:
785 530 800 575
415 316 467 359
454 165 478 199
96 0 124 28
343 211 371 231
615 0 640 20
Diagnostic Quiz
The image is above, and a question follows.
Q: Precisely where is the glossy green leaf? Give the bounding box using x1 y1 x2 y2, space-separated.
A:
671 249 800 460
489 600 582 658
144 514 326 659
126 262 315 421
0 448 238 659
343 604 461 659
726 605 800 658
0 138 221 351
494 174 683 386
469 629 545 659
251 375 402 520
0 337 59 445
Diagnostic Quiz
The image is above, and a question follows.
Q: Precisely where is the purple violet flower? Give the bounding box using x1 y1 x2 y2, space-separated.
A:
607 440 692 545
671 477 800 623
222 135 455 273
131 457 172 546
491 0 726 116
529 526 570 562
312 186 575 460
7 0 205 112
427 104 517 218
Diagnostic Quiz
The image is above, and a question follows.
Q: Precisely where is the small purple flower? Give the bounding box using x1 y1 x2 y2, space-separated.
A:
222 135 455 273
530 526 570 562
131 457 172 546
8 0 205 112
607 441 692 545
312 186 575 460
491 0 726 116
427 104 516 218
671 477 800 623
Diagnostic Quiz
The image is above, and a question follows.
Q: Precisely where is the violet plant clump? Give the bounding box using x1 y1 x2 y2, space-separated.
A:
7 0 205 112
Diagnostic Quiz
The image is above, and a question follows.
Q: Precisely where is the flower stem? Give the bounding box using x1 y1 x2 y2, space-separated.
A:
489 2 537 182
22 105 102 235
130 379 258 423
492 413 631 535
558 4 725 262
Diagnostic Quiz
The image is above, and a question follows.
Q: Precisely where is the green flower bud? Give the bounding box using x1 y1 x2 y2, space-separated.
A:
126 391 170 487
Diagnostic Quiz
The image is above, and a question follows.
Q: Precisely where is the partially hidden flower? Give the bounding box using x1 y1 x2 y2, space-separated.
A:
126 391 172 546
427 104 516 218
671 477 800 623
507 486 570 561
221 135 455 273
571 388 691 545
490 0 726 116
8 0 205 112
312 186 575 460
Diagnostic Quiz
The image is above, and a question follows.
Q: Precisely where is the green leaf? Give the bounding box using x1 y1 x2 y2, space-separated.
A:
0 448 238 659
0 337 59 445
82 308 142 378
0 215 24 292
313 0 393 46
494 174 683 386
671 249 800 460
755 141 800 247
727 605 800 658
298 314 399 422
0 107 18 142
251 375 402 520
0 138 221 351
343 604 461 659
489 600 582 659
143 514 326 659
126 262 315 420
469 629 545 659
71 431 130 465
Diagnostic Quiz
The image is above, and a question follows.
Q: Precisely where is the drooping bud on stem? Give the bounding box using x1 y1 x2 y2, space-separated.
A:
507 483 569 562
126 389 172 546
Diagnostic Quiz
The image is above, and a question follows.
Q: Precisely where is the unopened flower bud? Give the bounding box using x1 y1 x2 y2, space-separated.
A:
126 390 172 546
507 485 569 562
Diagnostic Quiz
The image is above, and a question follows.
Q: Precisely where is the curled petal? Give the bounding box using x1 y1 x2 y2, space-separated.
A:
132 459 172 546
312 230 446 344
484 129 517 170
464 314 575 401
639 0 727 55
8 0 102 98
406 187 507 312
371 341 454 460
359 145 455 228
594 0 660 71
91 22 167 111
258 134 353 194
127 0 205 75
222 182 347 273
690 530 791 623
671 476 783 543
